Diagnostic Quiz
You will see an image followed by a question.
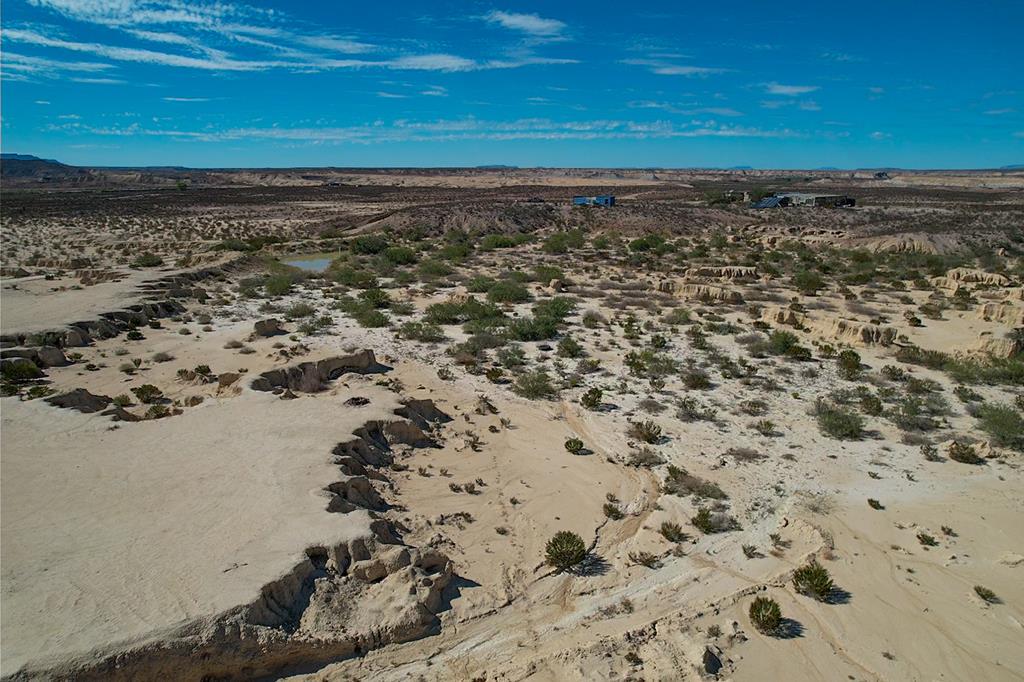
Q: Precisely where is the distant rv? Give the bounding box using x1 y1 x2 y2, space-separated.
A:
572 194 615 207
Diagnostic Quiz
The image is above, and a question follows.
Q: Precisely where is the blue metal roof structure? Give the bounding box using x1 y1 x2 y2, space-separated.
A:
752 196 782 209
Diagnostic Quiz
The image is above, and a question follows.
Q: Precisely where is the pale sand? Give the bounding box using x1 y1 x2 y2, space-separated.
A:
0 386 399 675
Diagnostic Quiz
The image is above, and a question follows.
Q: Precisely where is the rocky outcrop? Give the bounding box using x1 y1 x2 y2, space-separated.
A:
977 301 1024 326
687 266 758 280
254 319 285 337
945 267 1011 287
13 524 452 682
46 389 112 414
657 280 744 304
760 306 896 346
250 351 385 393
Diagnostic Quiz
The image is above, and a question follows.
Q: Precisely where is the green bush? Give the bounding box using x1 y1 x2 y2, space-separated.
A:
1 360 43 382
660 521 687 542
487 281 531 303
692 508 740 534
265 274 294 297
767 330 800 355
557 335 584 358
749 596 783 634
815 399 865 439
836 349 862 380
580 387 602 410
793 560 833 601
132 252 164 268
399 321 445 342
628 419 662 444
542 230 585 254
383 246 417 265
545 530 587 571
131 384 163 404
793 270 825 295
506 316 558 342
286 302 316 318
425 298 503 325
974 402 1024 451
350 234 389 254
514 370 556 400
564 437 584 454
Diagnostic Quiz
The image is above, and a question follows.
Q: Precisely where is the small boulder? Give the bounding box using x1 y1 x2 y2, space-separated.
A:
46 388 112 413
254 319 285 337
35 346 70 368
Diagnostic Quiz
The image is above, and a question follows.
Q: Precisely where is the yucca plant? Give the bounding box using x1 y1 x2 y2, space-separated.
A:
545 531 587 572
749 596 782 634
792 560 833 601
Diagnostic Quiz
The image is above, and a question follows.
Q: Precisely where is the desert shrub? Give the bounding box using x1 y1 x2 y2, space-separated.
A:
603 503 625 520
545 530 587 571
564 437 584 454
557 335 584 358
974 402 1024 451
350 234 389 254
660 521 687 542
131 384 163 404
466 275 496 293
749 596 783 634
496 345 527 368
543 230 585 254
974 585 999 604
487 281 531 304
480 233 530 250
418 259 454 279
352 308 389 328
793 270 824 295
383 246 417 265
677 396 717 422
663 465 727 499
582 310 605 328
580 387 603 410
285 302 316 318
506 316 558 342
327 265 377 288
691 508 740 534
1 360 43 382
112 394 132 407
663 308 692 325
767 330 800 355
681 366 712 390
793 560 833 601
888 395 941 432
814 399 865 440
952 385 983 403
265 274 294 297
425 298 503 325
627 446 665 468
514 370 556 400
399 321 445 343
836 349 862 380
947 441 985 464
531 265 564 283
133 252 163 268
533 296 576 322
628 419 662 444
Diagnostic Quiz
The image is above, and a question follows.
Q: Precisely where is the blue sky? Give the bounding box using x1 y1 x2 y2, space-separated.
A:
1 0 1021 168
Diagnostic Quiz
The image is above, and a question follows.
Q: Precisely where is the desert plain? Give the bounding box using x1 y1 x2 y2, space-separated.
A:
1 164 1023 681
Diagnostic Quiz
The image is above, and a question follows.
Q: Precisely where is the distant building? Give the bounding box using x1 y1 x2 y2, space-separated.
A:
572 194 615 207
752 192 855 209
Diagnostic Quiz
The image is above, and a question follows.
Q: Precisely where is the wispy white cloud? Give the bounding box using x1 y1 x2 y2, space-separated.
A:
763 82 819 96
49 117 800 144
376 91 407 99
760 99 821 111
628 100 742 117
984 108 1014 115
11 1 576 75
2 51 115 74
623 58 727 77
420 85 448 97
71 77 128 84
162 96 210 101
869 131 891 140
485 10 566 38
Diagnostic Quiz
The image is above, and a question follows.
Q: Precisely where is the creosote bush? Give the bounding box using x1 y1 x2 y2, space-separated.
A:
628 419 662 444
792 560 833 601
514 370 556 400
545 530 587 571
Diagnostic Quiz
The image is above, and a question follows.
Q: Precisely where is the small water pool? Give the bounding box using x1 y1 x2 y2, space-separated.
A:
281 253 336 273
